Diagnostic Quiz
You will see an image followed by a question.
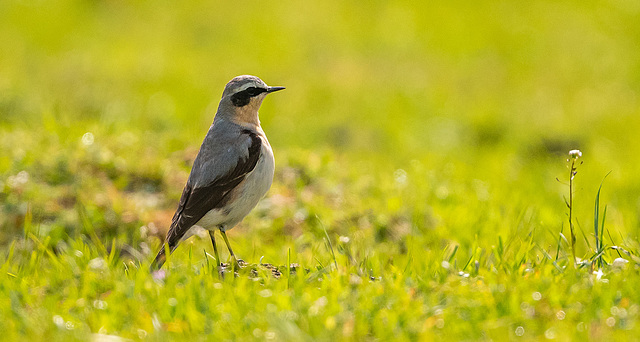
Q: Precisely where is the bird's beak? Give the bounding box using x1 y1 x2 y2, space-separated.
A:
266 86 286 93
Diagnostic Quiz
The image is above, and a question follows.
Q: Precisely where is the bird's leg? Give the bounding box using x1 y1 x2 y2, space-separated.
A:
208 230 221 268
220 228 241 270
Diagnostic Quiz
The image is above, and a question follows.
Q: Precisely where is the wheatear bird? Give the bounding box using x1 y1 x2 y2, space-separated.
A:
151 75 284 270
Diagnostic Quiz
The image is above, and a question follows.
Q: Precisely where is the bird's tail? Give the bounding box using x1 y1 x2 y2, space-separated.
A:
150 244 171 271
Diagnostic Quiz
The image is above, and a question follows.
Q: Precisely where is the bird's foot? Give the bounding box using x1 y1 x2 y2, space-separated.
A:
231 257 244 271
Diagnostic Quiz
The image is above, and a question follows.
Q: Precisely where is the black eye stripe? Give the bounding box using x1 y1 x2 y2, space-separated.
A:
239 87 266 97
231 87 267 107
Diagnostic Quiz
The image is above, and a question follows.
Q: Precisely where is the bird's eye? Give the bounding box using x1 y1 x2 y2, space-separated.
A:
246 87 260 96
231 87 265 106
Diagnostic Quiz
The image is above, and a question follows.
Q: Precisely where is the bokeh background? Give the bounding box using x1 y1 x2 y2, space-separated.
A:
1 0 640 264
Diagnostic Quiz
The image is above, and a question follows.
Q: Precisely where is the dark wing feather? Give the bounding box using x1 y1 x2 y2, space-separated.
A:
152 130 261 269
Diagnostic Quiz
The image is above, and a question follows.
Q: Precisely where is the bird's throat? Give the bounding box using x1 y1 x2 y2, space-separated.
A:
233 101 263 127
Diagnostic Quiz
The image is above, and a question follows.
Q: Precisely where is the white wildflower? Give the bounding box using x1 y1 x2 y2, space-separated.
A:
568 149 582 159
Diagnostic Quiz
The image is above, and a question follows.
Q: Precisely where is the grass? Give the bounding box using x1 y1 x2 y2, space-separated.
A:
2 0 640 340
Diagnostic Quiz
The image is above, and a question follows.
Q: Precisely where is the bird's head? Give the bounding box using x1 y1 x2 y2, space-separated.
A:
222 75 284 107
217 75 284 125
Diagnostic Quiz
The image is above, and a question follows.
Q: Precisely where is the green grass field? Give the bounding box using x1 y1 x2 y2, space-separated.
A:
2 0 640 340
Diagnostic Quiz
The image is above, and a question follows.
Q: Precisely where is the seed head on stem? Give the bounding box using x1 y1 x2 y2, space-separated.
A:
567 149 582 267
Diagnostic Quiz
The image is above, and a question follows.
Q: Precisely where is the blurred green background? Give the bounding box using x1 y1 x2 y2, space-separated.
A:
3 0 640 340
1 0 640 261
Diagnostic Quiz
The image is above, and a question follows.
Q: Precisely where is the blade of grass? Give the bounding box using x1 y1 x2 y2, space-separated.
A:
555 223 563 261
537 244 564 272
317 216 338 270
448 245 459 262
402 253 413 275
23 203 32 240
76 199 108 257
607 229 623 258
593 171 611 268
28 233 61 269
287 248 291 289
107 238 118 266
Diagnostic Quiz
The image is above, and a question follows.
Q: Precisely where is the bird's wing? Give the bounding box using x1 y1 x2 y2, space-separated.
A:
163 129 262 249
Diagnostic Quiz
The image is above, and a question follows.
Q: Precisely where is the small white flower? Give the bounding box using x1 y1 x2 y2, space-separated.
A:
259 289 273 298
137 329 148 339
93 300 107 310
593 268 604 280
82 132 95 146
394 169 408 187
606 316 616 327
613 258 629 268
544 327 556 339
568 149 582 159
88 258 107 270
53 315 65 327
7 171 29 188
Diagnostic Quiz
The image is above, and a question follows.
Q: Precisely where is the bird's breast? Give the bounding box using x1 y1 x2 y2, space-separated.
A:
242 142 275 201
198 141 274 232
